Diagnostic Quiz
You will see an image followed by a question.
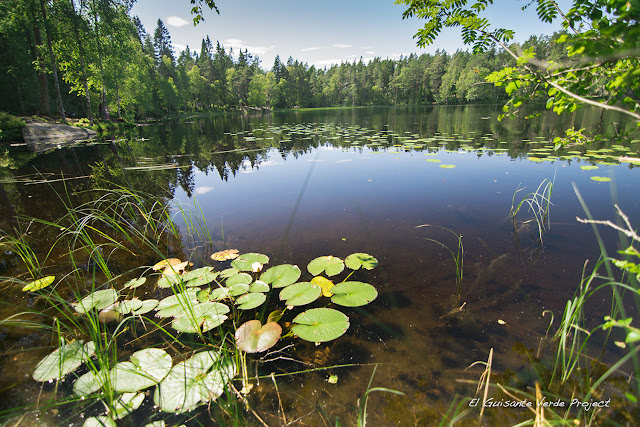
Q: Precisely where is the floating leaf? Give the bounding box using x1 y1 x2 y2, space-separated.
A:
330 282 378 307
171 302 230 333
218 267 239 278
123 277 146 289
152 258 182 271
110 392 145 420
311 276 335 297
425 158 441 163
590 176 612 182
267 309 284 324
235 293 266 310
259 264 301 288
98 305 123 324
183 267 218 287
157 272 182 288
231 253 269 271
228 283 250 297
116 299 144 314
110 348 172 392
580 165 599 170
209 287 230 301
83 417 117 427
439 164 456 169
210 249 239 261
328 375 338 384
33 341 96 382
307 256 344 277
279 282 321 306
235 320 282 353
249 280 269 293
226 273 252 286
345 253 378 270
72 289 119 314
73 370 104 396
155 290 200 318
291 308 350 342
22 276 55 292
154 351 234 413
130 299 158 315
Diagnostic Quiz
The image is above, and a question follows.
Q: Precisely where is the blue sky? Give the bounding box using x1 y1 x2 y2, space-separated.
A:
131 0 571 69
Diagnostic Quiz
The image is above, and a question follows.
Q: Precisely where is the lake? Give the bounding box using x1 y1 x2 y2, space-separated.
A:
1 105 639 425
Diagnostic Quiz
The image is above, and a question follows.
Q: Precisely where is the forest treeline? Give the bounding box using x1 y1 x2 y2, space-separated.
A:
0 0 570 122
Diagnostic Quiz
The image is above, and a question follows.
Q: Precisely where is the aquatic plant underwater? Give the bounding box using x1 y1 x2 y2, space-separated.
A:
0 188 393 425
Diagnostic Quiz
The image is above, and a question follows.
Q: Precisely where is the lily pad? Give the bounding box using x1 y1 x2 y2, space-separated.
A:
307 256 344 277
33 340 96 382
155 289 200 318
110 392 145 420
279 282 321 306
218 267 239 278
157 272 182 288
123 277 146 289
439 164 456 169
580 165 599 170
109 349 172 392
22 276 55 292
152 258 182 271
209 287 230 301
72 289 119 314
183 267 218 287
231 253 269 271
83 417 117 427
73 370 105 396
249 280 269 293
171 302 230 333
311 276 335 297
345 253 378 270
228 283 250 297
210 249 239 261
291 308 350 342
331 282 378 307
116 299 144 314
130 299 158 315
259 264 301 288
235 320 282 353
235 293 266 310
591 176 612 182
226 272 252 286
154 351 234 413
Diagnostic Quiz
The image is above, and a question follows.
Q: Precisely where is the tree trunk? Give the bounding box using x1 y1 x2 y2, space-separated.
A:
69 0 93 125
90 0 108 120
38 0 66 123
31 24 50 115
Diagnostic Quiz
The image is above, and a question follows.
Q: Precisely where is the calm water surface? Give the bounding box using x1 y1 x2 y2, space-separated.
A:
1 105 639 425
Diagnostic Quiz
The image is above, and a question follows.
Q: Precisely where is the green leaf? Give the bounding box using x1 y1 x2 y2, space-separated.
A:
311 276 335 297
130 299 158 315
226 272 252 286
123 277 146 289
292 308 350 342
439 164 456 169
307 256 344 277
279 282 321 306
22 276 55 292
228 283 250 297
590 176 612 182
83 417 117 427
249 280 269 293
345 253 378 270
580 165 599 170
110 348 172 392
259 264 301 288
116 299 144 314
154 351 234 414
171 302 230 333
183 267 218 287
235 320 282 353
235 292 266 310
330 282 378 307
626 330 640 344
231 253 269 271
33 341 96 382
110 392 145 420
71 289 119 314
155 289 200 318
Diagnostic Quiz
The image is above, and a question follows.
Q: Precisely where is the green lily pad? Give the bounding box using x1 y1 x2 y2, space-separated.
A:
231 253 269 271
345 253 378 271
311 276 334 297
155 289 200 318
73 369 104 396
209 287 230 301
249 280 269 293
235 292 266 310
83 417 117 427
123 277 146 289
226 273 252 286
580 165 599 170
153 351 234 413
116 299 144 314
72 289 119 314
330 282 378 307
33 340 96 382
171 302 230 333
439 164 456 169
130 299 158 315
591 176 612 182
156 272 182 288
426 159 441 163
235 320 282 353
228 283 250 297
279 282 321 306
110 348 172 392
110 392 145 420
259 264 301 288
218 267 239 278
22 276 55 292
183 267 218 287
291 308 350 343
307 256 344 277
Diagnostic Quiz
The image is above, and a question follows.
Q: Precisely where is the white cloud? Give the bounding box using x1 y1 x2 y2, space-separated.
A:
332 43 352 48
301 47 322 52
173 43 186 52
223 39 276 57
194 186 214 195
365 51 376 55
166 16 190 27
